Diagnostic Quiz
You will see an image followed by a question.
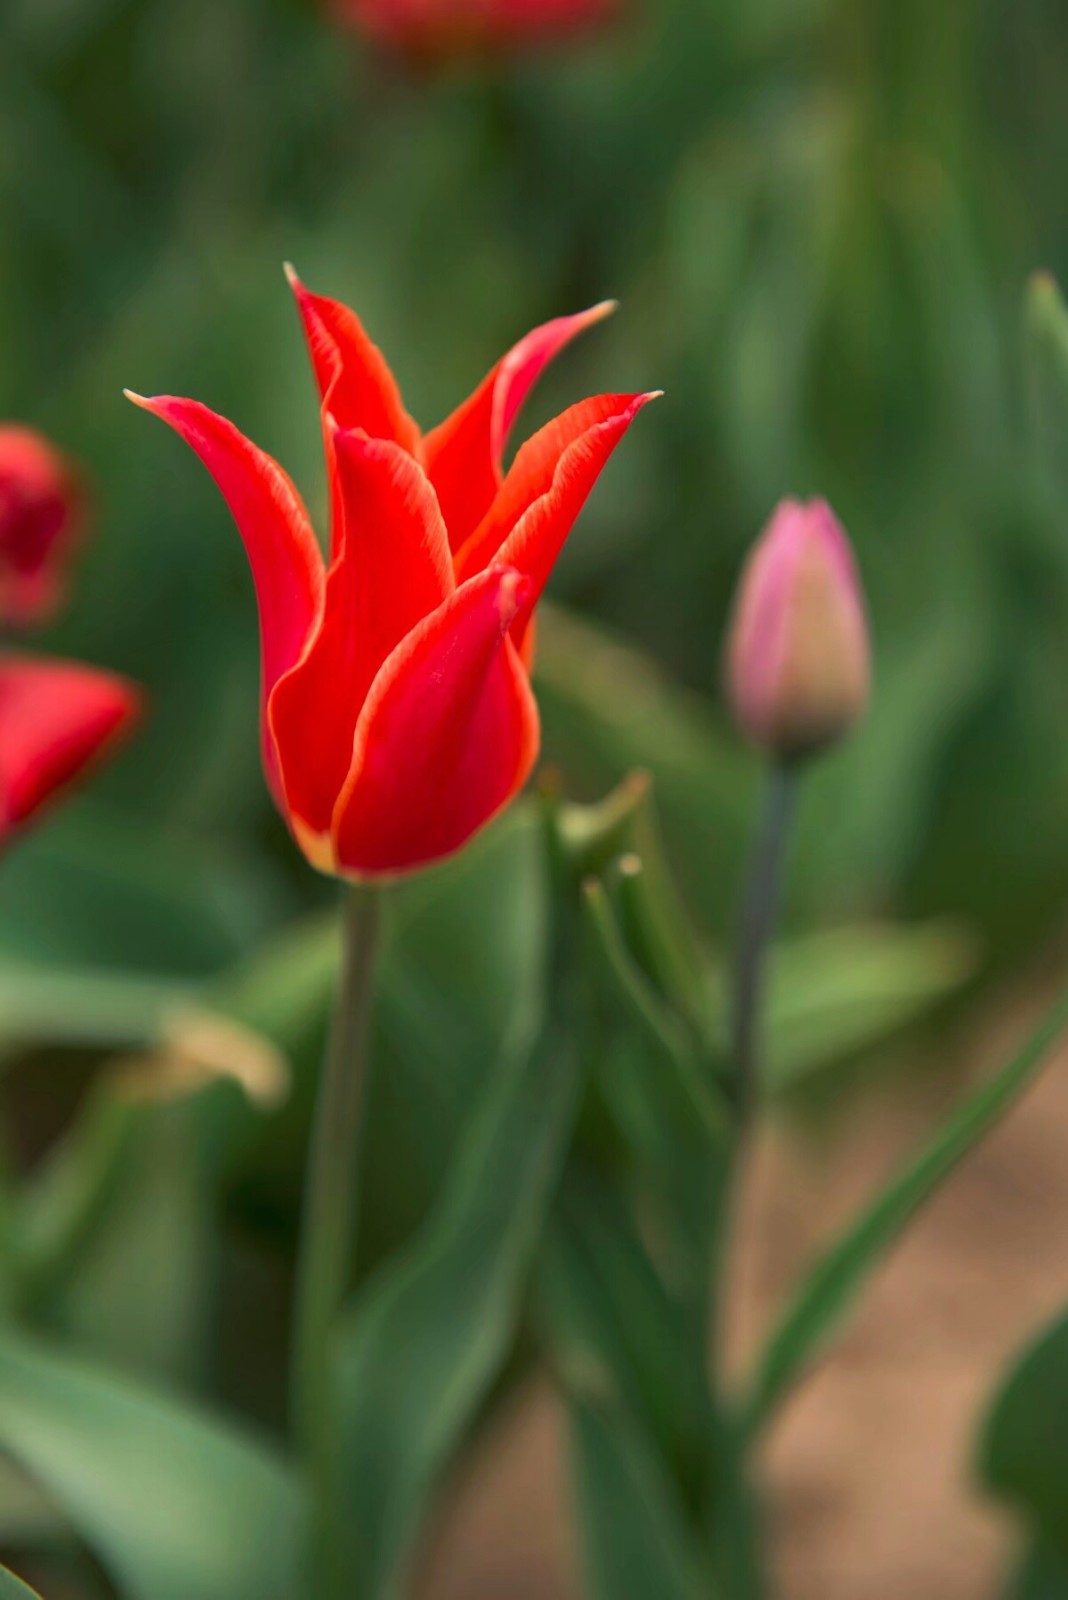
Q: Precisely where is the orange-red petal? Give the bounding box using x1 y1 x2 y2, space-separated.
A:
0 654 140 848
286 267 420 455
455 391 658 651
330 566 539 878
126 394 324 800
421 302 615 553
269 429 454 843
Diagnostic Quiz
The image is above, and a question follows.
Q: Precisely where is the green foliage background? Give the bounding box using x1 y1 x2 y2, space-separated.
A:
5 4 1068 1595
4 0 1068 970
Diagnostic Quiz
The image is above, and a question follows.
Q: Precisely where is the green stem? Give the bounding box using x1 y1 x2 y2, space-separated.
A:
731 762 796 1126
291 884 381 1463
705 763 799 1597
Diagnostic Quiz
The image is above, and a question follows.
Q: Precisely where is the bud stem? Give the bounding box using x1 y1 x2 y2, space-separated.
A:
732 762 796 1124
291 884 381 1470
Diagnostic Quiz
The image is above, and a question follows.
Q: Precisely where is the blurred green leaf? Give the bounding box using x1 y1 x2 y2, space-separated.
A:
363 806 552 1267
610 834 712 1038
537 606 753 932
329 1018 581 1600
0 814 273 977
211 806 550 1268
0 1456 62 1546
6 1011 284 1379
34 1096 212 1384
537 1173 714 1506
0 1565 43 1600
1025 272 1068 503
744 984 1068 1435
581 876 729 1294
758 920 977 1094
0 1328 303 1600
1004 1541 1068 1600
568 1393 709 1600
980 1306 1068 1562
0 966 197 1065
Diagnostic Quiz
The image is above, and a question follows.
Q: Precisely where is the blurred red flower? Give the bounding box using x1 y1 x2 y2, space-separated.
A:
329 0 617 57
0 655 141 851
131 272 656 880
0 425 85 629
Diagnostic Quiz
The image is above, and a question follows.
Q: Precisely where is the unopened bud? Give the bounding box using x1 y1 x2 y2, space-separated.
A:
725 498 870 760
0 425 85 628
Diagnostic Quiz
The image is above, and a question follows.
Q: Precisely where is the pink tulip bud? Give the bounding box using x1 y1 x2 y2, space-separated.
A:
0 425 85 629
725 498 870 761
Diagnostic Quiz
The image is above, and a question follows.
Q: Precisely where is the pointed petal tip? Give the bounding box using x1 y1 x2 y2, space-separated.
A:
123 388 151 409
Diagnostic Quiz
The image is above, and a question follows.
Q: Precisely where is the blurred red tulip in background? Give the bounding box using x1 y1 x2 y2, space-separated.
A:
0 655 141 851
0 425 85 629
329 0 617 59
131 273 656 880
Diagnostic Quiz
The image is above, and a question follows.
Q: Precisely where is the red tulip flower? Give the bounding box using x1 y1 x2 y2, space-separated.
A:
0 655 141 851
130 274 656 880
330 0 617 57
0 425 85 628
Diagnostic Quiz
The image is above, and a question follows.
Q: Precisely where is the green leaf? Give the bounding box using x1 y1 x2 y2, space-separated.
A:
1025 272 1068 502
0 1565 43 1599
1004 1541 1068 1600
0 1329 303 1600
33 1097 212 1383
759 920 977 1094
581 878 729 1294
7 1020 284 1379
213 806 550 1272
609 829 712 1038
536 1173 713 1503
536 605 754 935
744 985 1068 1435
568 1393 709 1600
0 813 269 977
980 1306 1068 1561
330 1020 581 1600
0 965 198 1066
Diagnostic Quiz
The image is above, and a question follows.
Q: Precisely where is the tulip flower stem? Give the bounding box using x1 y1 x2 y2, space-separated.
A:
732 761 796 1127
292 883 381 1467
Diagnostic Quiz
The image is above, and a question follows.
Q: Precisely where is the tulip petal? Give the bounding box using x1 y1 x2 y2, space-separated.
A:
0 655 140 848
269 430 455 846
330 566 539 878
286 267 420 455
421 302 616 553
455 392 658 644
127 394 324 800
0 424 84 629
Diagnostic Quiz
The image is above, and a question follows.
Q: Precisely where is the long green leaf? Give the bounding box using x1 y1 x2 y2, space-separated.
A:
330 1022 581 1599
569 1394 709 1600
744 986 1068 1434
980 1306 1068 1561
0 1330 303 1600
537 1173 713 1502
581 879 728 1294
